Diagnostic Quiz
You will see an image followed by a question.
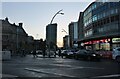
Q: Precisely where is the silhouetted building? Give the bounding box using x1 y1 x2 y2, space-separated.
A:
27 36 34 52
1 17 28 54
63 35 70 49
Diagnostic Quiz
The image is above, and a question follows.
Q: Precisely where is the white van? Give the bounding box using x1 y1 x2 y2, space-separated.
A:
112 47 120 62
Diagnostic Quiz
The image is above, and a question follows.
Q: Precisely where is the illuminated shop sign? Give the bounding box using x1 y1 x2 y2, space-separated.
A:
112 38 120 43
84 39 110 45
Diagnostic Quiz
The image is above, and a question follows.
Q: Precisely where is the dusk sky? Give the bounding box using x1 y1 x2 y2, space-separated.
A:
1 0 95 47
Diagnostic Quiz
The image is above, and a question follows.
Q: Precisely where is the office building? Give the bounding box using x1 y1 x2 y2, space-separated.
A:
46 23 57 49
78 1 120 50
68 22 78 48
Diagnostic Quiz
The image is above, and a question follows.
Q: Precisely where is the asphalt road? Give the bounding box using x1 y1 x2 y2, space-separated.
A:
1 55 120 79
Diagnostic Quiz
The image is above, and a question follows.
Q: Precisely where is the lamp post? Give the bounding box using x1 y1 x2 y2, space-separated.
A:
47 9 64 57
50 9 64 24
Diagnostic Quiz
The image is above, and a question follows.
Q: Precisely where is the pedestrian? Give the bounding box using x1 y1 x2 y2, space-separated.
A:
43 49 45 58
32 50 37 58
21 49 26 57
58 49 61 57
40 39 46 58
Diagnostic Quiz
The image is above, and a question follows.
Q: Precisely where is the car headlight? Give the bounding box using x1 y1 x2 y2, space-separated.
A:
92 54 96 56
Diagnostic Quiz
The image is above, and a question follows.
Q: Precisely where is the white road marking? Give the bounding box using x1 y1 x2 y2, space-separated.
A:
50 64 104 69
92 74 120 78
0 74 18 77
25 68 76 78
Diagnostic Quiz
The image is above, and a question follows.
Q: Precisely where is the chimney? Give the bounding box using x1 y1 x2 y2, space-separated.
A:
19 23 23 27
5 17 8 21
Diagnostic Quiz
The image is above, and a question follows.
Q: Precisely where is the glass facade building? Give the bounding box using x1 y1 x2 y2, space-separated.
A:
78 1 120 51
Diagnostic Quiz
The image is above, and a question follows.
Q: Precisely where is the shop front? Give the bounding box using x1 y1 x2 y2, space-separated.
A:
83 38 120 51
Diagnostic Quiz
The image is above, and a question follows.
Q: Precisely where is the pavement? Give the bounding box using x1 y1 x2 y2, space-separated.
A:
1 54 120 79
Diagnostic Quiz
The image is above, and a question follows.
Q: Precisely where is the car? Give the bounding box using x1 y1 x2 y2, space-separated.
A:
61 50 69 58
112 47 120 62
65 50 74 58
36 50 42 54
74 49 101 61
61 50 75 58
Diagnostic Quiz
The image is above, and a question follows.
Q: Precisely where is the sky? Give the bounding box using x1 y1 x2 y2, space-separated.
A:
1 0 95 47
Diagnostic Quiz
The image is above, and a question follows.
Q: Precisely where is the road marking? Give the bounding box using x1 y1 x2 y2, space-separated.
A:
25 68 76 78
0 74 18 77
50 64 104 69
92 74 120 78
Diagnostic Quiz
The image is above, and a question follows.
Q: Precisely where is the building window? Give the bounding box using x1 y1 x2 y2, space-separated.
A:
84 29 93 37
115 8 118 13
92 3 97 10
111 9 114 14
103 12 105 17
106 17 110 23
111 16 115 22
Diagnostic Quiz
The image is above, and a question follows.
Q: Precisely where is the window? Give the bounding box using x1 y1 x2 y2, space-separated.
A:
92 15 97 22
99 27 105 33
115 15 119 21
111 9 114 14
85 29 93 37
92 3 97 10
98 14 100 20
111 16 115 22
115 9 118 13
103 12 105 17
94 15 97 21
106 17 110 23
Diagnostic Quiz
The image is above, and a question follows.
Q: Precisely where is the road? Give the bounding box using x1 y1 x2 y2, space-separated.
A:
1 55 120 79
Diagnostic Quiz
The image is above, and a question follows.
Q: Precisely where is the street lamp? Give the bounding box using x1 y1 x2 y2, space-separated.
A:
48 9 64 57
62 29 68 34
50 9 64 24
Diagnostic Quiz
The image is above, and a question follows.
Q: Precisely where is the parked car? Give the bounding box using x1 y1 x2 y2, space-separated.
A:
112 47 120 62
31 50 42 54
96 51 112 59
74 49 101 61
36 50 42 54
61 50 75 58
61 50 68 58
